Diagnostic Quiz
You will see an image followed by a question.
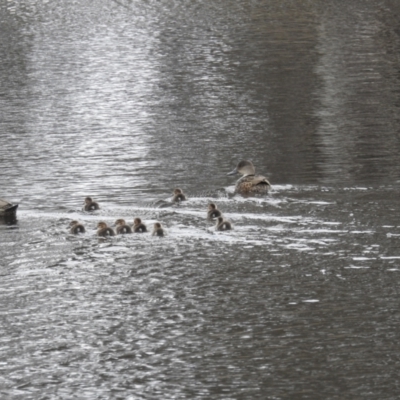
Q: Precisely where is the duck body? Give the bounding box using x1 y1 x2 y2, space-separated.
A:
114 219 132 234
0 198 18 217
234 175 271 194
228 160 270 195
97 222 115 237
215 216 232 231
116 225 132 234
133 218 147 233
84 197 100 211
70 221 85 234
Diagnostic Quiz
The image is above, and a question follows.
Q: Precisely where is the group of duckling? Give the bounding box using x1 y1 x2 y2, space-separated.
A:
71 196 166 237
70 216 163 237
70 194 231 237
66 160 270 237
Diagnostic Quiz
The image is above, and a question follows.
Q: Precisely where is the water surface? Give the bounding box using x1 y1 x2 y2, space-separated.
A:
1 0 400 399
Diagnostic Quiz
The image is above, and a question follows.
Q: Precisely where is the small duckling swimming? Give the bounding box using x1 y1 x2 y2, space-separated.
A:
133 217 147 233
69 220 85 234
215 216 232 231
114 219 132 234
152 222 164 237
207 203 222 220
97 222 115 237
84 197 100 211
227 160 271 195
172 188 186 202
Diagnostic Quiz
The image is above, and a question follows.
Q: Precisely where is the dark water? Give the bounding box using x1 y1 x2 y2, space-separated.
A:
1 0 400 399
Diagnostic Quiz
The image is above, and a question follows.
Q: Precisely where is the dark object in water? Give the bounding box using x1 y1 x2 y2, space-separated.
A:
0 198 18 218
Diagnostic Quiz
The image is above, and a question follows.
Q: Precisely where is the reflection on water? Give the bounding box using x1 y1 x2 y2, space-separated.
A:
1 0 400 398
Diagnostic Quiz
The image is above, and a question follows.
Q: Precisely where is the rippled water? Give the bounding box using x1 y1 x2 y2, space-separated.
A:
1 0 400 399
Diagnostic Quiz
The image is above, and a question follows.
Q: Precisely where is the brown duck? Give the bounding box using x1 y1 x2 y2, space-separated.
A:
227 160 271 194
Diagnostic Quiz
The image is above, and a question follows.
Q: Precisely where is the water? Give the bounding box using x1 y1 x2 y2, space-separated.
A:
1 0 400 398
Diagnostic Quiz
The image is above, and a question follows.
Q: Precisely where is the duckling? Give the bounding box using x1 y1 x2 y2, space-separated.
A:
227 160 271 194
215 216 232 231
207 203 222 220
152 222 164 237
97 222 115 237
133 217 147 233
172 188 187 202
84 197 100 211
69 220 85 234
114 219 132 234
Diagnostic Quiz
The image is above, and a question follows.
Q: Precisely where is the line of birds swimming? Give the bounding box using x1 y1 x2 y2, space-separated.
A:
68 160 270 238
69 193 231 237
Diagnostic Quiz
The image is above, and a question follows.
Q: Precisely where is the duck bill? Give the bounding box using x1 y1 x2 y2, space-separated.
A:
227 168 238 176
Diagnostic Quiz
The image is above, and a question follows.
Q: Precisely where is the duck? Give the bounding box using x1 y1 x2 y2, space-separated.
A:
69 220 85 234
172 188 187 202
227 160 271 194
83 197 100 211
114 219 132 234
96 222 115 237
0 198 18 218
152 222 164 237
207 203 222 220
133 217 147 233
215 216 232 231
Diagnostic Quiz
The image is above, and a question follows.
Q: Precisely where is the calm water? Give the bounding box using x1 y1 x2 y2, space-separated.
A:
1 0 400 399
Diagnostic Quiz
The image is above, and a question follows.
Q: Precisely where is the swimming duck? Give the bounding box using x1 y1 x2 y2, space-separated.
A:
172 188 187 202
152 222 164 237
114 219 132 234
83 197 100 211
97 222 115 237
207 203 222 220
133 217 147 233
0 198 18 217
227 160 271 194
69 220 85 234
215 216 232 231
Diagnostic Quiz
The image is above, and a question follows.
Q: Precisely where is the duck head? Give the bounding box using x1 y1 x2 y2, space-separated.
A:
97 222 108 230
227 160 255 176
114 219 126 227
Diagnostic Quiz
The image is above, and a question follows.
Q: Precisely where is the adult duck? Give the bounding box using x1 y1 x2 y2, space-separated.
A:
227 160 271 194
